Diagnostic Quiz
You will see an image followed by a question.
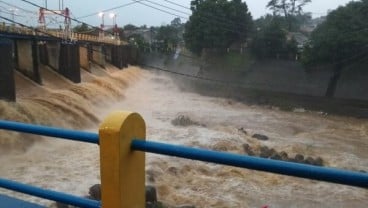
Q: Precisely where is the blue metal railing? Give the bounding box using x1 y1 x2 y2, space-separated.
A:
0 120 99 144
0 120 100 207
0 119 367 208
132 140 368 188
0 178 100 208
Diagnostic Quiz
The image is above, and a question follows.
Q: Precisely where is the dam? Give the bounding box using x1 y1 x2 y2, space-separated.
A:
0 1 367 207
1 60 368 207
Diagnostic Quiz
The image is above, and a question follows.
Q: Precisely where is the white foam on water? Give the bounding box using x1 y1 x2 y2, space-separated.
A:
0 67 367 207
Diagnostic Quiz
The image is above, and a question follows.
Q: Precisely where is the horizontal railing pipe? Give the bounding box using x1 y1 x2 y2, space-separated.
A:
0 178 100 208
0 120 99 144
132 139 368 188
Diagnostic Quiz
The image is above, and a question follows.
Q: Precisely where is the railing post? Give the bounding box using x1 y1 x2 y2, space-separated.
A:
99 111 146 208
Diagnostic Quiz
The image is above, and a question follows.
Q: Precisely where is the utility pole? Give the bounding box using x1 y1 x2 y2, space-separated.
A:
98 12 105 40
58 0 64 10
9 8 17 27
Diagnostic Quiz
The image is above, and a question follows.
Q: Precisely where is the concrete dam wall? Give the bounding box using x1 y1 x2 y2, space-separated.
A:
0 36 139 101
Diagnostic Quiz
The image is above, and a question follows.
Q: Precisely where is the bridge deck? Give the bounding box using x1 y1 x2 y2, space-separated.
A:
0 194 45 208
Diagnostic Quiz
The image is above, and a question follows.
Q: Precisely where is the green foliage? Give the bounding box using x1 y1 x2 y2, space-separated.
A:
302 0 368 67
266 0 311 31
184 0 253 55
155 25 180 51
251 19 296 59
267 0 311 16
170 17 182 28
128 34 149 51
123 24 138 31
73 23 90 33
254 14 287 30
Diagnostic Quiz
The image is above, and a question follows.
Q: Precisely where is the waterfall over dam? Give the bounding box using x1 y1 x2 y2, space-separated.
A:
0 62 367 207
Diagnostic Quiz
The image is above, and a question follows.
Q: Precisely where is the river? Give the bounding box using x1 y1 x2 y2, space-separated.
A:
0 66 367 207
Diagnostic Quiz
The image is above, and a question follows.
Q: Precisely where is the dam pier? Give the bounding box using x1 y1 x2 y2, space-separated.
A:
0 24 138 102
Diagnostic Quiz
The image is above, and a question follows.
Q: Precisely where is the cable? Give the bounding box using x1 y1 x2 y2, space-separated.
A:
19 0 118 38
142 63 234 85
162 0 191 10
133 0 187 20
78 0 247 34
144 0 252 35
0 15 117 56
159 0 250 29
0 5 25 17
77 0 145 19
144 0 190 16
0 15 63 39
133 0 246 35
0 0 37 14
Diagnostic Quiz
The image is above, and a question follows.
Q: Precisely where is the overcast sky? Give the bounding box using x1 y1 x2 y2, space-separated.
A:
1 0 355 27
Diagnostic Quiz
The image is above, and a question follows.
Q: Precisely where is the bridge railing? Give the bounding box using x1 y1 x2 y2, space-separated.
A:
0 22 126 45
0 111 367 207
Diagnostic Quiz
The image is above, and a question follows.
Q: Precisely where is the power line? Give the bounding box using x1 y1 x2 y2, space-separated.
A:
19 0 118 37
133 0 246 35
0 8 25 17
159 0 250 29
144 0 190 16
0 14 117 55
154 0 251 35
77 0 145 19
132 0 188 20
145 43 368 84
162 0 191 11
0 0 37 14
142 63 233 85
0 15 63 39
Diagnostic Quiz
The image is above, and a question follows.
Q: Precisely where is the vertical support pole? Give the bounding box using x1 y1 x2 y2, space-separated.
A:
99 111 146 208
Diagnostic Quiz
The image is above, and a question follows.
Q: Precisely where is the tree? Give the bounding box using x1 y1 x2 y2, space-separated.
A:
184 0 252 55
155 25 180 52
73 23 90 33
303 0 368 66
266 0 311 31
123 24 138 31
302 0 368 96
170 17 182 28
251 18 290 59
128 34 149 51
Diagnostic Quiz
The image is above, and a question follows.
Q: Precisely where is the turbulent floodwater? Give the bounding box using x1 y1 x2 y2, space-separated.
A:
0 65 368 207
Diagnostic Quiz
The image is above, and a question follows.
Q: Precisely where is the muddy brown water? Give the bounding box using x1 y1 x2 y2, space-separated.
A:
0 66 367 207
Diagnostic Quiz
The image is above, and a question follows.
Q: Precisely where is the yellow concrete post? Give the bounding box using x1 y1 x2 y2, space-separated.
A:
99 111 146 208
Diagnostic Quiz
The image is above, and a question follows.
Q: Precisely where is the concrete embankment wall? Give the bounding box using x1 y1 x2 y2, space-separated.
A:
142 52 368 101
334 65 368 100
141 52 368 116
240 60 333 97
